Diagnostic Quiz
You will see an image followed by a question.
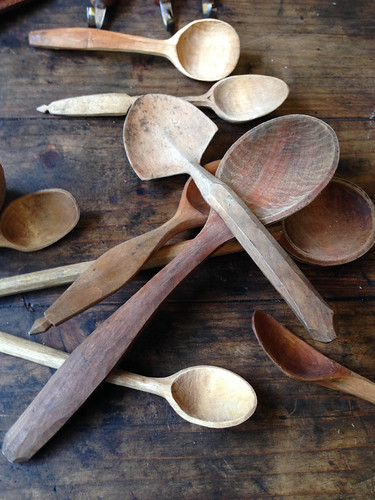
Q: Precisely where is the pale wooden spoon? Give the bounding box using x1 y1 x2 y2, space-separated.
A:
37 75 289 123
0 164 5 211
124 95 339 342
29 166 212 334
28 19 240 82
252 310 375 404
1 113 340 462
0 189 79 252
0 330 256 428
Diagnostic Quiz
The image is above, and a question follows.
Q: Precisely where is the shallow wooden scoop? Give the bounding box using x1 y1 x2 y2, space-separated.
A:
37 75 289 123
0 331 256 428
28 19 240 82
252 311 375 404
0 189 79 252
124 95 339 341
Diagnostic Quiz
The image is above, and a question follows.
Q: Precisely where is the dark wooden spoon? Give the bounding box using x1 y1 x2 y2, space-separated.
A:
252 310 375 404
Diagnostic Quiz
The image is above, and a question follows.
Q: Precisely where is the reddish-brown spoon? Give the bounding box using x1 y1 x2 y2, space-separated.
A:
252 310 375 404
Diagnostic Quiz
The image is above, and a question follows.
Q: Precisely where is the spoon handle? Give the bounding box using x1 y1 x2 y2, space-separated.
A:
319 372 375 405
189 166 336 343
29 28 171 58
1 216 228 462
37 93 137 116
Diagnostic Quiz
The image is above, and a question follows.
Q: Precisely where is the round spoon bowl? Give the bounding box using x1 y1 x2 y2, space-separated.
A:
169 365 257 428
282 178 375 266
0 164 5 211
174 19 240 81
0 188 80 252
210 75 289 122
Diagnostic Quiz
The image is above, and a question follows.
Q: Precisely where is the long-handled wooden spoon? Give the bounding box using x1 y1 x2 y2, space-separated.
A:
252 310 375 404
124 95 339 341
29 165 213 334
0 189 79 252
2 111 340 463
28 19 240 82
1 177 373 298
37 75 289 123
0 330 256 428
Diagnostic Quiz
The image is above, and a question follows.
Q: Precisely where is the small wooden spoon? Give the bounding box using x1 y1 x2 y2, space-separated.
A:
29 167 212 334
0 189 79 252
0 164 5 211
28 19 240 82
37 75 289 123
252 310 375 404
0 330 256 428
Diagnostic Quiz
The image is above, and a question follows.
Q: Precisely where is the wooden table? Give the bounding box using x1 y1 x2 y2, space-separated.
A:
1 0 375 497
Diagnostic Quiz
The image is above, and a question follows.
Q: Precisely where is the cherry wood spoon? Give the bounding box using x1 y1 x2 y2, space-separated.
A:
0 330 256 428
29 167 212 334
124 95 339 341
252 310 375 404
37 75 289 123
1 112 340 462
0 189 79 252
28 19 240 82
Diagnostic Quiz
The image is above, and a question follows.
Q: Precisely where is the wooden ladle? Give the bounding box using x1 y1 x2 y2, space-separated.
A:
28 19 240 82
252 310 375 404
0 330 256 428
124 95 339 341
37 75 289 123
1 111 340 462
0 189 79 252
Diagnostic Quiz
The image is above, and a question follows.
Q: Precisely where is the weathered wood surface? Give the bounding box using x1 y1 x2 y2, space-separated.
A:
0 0 375 497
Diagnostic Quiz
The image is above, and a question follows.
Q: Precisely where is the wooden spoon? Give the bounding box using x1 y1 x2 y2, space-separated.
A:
28 19 240 82
0 330 256 428
124 95 339 341
29 166 212 334
0 189 79 252
37 75 289 123
252 310 375 404
1 112 340 462
0 164 5 211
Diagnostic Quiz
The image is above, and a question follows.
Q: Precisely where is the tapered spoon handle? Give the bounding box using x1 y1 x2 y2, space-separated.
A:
28 28 171 58
37 93 137 116
1 215 229 462
319 372 375 405
189 166 336 343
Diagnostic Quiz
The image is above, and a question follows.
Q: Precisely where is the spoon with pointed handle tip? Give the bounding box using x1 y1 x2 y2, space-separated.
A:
28 19 240 82
37 75 289 124
29 163 214 335
0 164 5 211
124 95 339 342
0 189 79 252
252 310 375 404
279 178 375 266
1 177 373 298
0 330 256 428
1 111 339 463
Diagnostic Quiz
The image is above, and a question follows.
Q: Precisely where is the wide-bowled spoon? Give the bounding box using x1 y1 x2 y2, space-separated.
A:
124 95 339 341
0 189 79 252
252 310 375 404
2 112 340 462
28 19 240 82
29 166 212 334
0 330 256 428
37 75 289 123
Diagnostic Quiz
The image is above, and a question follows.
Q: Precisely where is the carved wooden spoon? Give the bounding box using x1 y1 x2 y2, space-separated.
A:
28 19 240 81
0 330 256 428
37 75 289 123
252 310 375 404
0 189 79 252
29 166 212 334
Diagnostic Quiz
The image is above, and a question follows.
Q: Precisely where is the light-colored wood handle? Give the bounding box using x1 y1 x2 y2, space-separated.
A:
28 28 171 58
1 215 230 462
189 166 336 343
37 93 137 116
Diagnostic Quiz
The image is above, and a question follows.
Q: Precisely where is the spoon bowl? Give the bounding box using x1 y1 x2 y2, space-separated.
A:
0 188 80 252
